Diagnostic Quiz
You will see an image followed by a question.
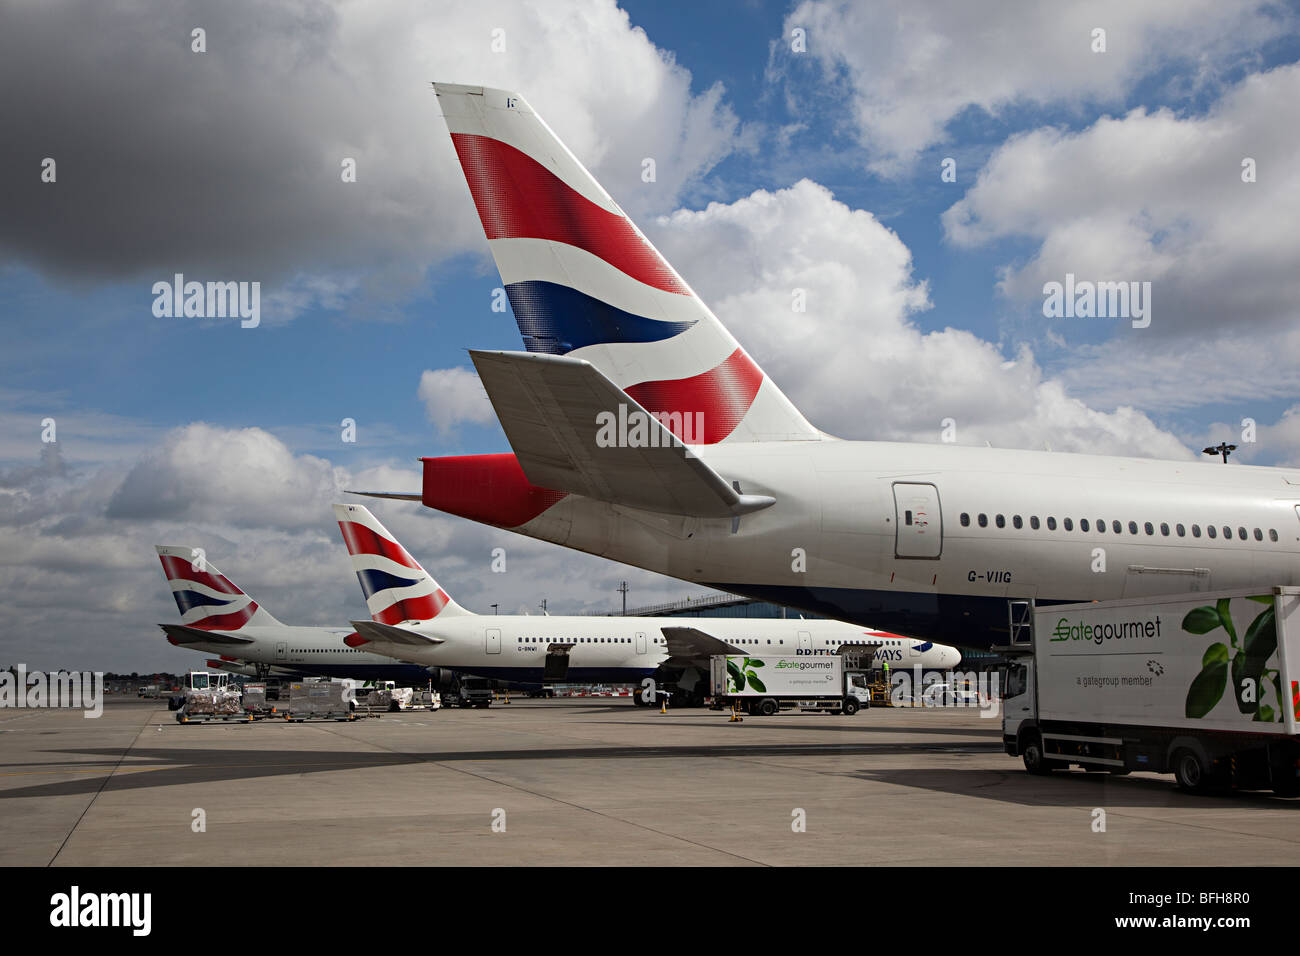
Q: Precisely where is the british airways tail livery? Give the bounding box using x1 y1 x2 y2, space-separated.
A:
335 504 468 624
354 84 1300 651
437 83 819 446
156 546 282 632
153 545 438 685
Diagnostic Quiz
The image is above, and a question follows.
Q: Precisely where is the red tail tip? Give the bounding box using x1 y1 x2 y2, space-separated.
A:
344 632 369 648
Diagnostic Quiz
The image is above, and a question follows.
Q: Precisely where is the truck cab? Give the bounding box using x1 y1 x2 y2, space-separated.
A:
457 677 494 708
1001 659 1033 751
1002 657 1057 772
846 672 873 707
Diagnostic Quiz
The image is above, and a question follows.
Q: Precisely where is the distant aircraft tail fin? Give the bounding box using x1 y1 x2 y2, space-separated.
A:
155 546 281 630
333 503 471 624
433 82 824 445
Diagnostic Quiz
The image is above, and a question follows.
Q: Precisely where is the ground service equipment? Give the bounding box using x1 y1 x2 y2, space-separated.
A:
710 653 872 716
1004 586 1300 794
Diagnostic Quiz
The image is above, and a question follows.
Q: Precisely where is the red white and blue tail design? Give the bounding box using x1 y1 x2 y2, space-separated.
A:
333 503 469 624
155 545 280 631
435 83 822 445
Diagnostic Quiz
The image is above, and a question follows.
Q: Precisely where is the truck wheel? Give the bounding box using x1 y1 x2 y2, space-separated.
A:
1172 748 1216 793
759 698 778 717
1021 734 1059 775
842 697 860 716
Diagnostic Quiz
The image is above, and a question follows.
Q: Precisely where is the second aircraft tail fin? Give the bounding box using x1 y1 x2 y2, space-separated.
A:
333 503 471 624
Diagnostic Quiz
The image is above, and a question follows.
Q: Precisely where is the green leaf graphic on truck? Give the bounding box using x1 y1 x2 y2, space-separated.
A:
1181 595 1280 721
726 657 765 693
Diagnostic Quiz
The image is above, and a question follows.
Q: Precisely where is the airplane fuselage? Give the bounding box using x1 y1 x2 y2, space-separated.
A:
428 440 1300 649
363 614 958 683
171 625 437 685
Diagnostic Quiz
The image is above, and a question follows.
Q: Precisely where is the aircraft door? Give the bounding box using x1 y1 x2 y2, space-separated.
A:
893 482 942 559
636 632 647 655
797 630 812 652
544 643 574 680
485 627 501 655
275 642 287 661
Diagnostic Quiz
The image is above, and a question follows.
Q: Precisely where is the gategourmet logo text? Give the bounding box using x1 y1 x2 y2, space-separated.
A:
1051 616 1162 645
774 659 835 670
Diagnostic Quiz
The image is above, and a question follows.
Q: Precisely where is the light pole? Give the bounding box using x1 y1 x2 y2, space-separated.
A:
1202 442 1237 463
618 581 629 616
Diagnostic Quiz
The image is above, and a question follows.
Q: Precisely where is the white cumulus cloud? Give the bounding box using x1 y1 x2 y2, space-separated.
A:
778 0 1291 174
650 179 1192 458
418 366 497 439
1 0 742 319
0 419 708 672
941 63 1300 411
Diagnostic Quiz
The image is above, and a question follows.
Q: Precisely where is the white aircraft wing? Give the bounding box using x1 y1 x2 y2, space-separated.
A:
659 625 746 660
469 350 776 519
662 626 885 664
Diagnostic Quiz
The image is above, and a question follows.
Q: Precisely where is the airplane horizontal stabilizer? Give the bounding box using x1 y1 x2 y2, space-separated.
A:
469 349 776 519
157 624 255 646
348 620 446 647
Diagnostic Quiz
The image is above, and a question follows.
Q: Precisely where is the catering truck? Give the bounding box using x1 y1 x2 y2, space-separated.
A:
1003 586 1300 795
710 653 872 716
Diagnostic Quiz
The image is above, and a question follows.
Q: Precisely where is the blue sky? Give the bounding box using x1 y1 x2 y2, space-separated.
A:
2 0 1299 670
6 1 1299 467
2 1 1297 465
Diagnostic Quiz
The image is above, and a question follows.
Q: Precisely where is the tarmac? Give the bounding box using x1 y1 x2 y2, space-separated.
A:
2 696 1297 866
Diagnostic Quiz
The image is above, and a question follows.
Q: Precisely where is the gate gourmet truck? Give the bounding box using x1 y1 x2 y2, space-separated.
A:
1003 586 1300 794
710 652 873 716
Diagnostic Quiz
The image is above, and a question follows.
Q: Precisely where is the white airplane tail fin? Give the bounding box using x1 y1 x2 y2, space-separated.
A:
434 82 823 445
155 546 281 630
333 503 470 624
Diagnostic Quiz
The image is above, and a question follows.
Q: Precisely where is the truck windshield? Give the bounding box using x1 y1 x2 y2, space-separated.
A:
1005 665 1026 699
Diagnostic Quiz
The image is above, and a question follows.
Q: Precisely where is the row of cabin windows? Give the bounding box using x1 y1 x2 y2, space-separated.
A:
959 512 1279 542
517 637 653 644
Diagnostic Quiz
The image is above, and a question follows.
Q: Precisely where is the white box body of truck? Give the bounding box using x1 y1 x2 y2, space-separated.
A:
709 654 870 715
1004 586 1300 794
